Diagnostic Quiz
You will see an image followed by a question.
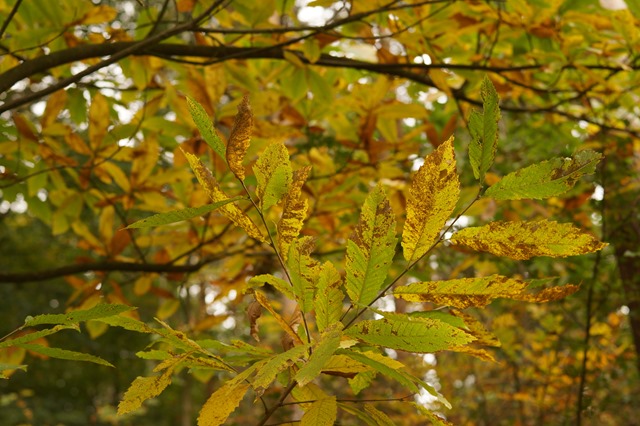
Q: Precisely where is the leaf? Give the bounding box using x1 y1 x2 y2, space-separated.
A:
411 402 455 425
364 403 395 426
321 354 370 377
0 325 75 349
300 397 337 426
254 291 304 347
24 304 135 326
450 220 607 260
469 75 500 182
79 5 117 24
345 316 475 353
315 262 344 332
394 275 579 308
16 343 113 367
251 344 310 394
226 95 253 181
287 237 319 313
126 197 245 228
187 97 226 161
198 361 262 426
118 367 175 415
183 150 266 242
248 274 295 301
345 184 397 306
484 150 603 200
253 141 293 211
402 136 460 263
295 324 342 387
278 166 311 259
339 350 418 393
247 301 262 341
95 315 155 334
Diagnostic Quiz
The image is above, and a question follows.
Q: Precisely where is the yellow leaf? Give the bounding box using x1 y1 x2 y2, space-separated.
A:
300 396 337 426
253 141 293 211
198 362 262 426
117 368 175 415
393 274 577 308
321 354 370 377
198 381 250 426
226 95 253 181
450 220 607 259
156 299 180 320
89 93 109 150
182 150 266 242
278 166 311 260
98 205 114 242
402 136 460 263
80 5 118 24
254 291 303 346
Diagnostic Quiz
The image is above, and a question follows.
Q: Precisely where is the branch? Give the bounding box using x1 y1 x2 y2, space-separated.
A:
0 0 227 114
0 261 205 284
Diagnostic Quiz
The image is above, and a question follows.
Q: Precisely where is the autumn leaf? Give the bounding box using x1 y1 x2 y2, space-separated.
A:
253 141 293 211
226 95 253 181
182 150 266 242
484 150 603 200
469 75 500 183
252 344 310 395
278 166 311 260
393 275 579 308
118 355 184 415
287 237 319 313
300 396 337 426
345 184 397 306
197 363 261 426
314 262 344 332
402 136 460 263
450 220 607 259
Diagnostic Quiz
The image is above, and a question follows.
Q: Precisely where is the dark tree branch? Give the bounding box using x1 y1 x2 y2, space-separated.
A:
0 0 23 40
0 261 206 284
0 0 227 114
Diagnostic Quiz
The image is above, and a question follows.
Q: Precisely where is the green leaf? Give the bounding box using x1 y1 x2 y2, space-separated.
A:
450 220 608 260
300 396 337 426
468 75 500 182
295 324 342 387
248 274 295 300
364 403 395 426
339 350 418 393
126 197 245 229
186 97 226 161
253 141 293 211
287 237 319 313
17 343 113 367
394 275 580 308
483 150 602 200
252 344 310 395
402 136 460 263
0 325 75 349
315 262 344 332
345 184 397 306
95 315 155 334
345 316 475 353
24 304 135 326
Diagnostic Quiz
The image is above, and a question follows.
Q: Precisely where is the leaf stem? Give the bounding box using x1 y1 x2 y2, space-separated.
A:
240 181 312 345
258 380 297 426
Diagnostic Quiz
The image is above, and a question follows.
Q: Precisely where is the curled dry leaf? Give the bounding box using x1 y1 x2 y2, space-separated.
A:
247 301 262 342
226 94 253 181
